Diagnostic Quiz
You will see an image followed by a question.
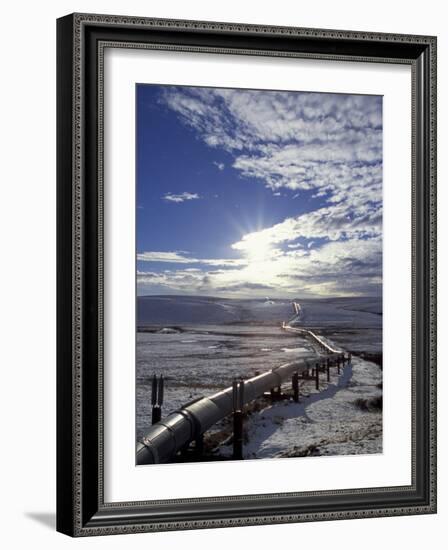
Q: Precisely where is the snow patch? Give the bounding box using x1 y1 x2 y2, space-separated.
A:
240 356 382 459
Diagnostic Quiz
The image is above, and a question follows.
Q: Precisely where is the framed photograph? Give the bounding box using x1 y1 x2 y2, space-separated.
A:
57 13 437 536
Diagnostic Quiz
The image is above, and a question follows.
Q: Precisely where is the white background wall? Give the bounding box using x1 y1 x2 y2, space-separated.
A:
0 1 445 548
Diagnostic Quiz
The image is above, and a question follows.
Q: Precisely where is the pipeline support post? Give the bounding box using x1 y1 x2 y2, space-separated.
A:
232 379 245 460
327 359 331 381
315 362 320 390
152 406 161 425
151 374 164 425
292 371 299 403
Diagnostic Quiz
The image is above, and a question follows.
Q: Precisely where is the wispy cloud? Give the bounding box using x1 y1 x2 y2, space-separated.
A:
137 231 381 298
137 242 381 297
138 87 383 298
163 192 201 203
162 87 381 199
137 250 247 268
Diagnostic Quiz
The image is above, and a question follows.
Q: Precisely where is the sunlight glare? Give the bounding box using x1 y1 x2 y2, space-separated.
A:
244 234 272 262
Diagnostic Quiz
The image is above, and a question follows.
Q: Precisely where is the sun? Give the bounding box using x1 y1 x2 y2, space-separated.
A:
243 234 272 263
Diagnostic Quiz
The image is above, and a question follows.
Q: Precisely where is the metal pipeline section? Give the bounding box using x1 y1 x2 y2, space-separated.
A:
137 350 344 465
282 324 344 355
284 302 343 355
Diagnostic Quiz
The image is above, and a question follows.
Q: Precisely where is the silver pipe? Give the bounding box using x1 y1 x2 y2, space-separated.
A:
137 350 343 465
282 325 344 355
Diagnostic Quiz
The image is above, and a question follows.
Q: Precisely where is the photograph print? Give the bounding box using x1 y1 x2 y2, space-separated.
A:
136 84 383 465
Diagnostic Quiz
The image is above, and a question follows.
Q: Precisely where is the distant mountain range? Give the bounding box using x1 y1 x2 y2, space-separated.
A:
137 295 382 327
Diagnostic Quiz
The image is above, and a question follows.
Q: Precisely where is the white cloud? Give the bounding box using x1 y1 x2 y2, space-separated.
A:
137 251 195 264
138 87 383 298
163 192 201 203
137 234 381 298
231 201 381 254
137 250 247 268
160 87 382 225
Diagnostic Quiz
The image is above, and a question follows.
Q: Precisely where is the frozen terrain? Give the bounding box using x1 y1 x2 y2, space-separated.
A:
138 295 295 326
136 325 315 439
138 295 381 328
239 356 382 459
136 295 382 458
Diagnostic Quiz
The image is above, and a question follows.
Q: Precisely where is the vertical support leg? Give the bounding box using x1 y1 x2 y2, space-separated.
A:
315 363 320 390
232 379 244 460
157 375 164 421
152 406 161 424
327 359 330 381
292 371 299 403
233 411 243 460
151 374 158 425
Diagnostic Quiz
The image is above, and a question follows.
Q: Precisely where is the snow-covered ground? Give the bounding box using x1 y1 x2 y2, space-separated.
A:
287 297 382 328
136 325 314 439
240 355 382 459
136 295 383 458
138 295 381 328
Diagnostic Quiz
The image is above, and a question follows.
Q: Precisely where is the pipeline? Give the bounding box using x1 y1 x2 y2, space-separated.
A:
137 349 345 465
282 302 344 355
282 324 343 355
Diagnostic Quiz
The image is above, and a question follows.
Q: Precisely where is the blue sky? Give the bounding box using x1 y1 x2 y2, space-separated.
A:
136 84 382 298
